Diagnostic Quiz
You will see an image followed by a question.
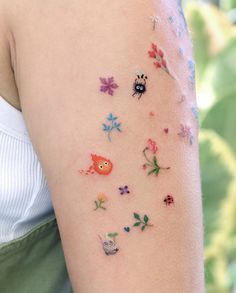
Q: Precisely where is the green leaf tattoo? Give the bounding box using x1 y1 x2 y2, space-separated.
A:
134 222 141 227
107 232 119 242
134 213 141 220
144 215 149 223
133 213 153 231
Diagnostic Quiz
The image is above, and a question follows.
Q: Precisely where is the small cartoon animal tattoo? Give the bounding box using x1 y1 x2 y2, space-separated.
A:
99 233 119 256
132 74 148 99
79 154 113 176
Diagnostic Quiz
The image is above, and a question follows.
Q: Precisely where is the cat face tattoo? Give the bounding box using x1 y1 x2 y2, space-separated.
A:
99 233 119 256
79 154 113 175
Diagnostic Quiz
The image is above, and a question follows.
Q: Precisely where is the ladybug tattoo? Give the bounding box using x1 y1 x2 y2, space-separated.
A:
164 194 174 206
132 74 148 99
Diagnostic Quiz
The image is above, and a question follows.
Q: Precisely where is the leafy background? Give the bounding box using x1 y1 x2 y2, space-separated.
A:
183 0 236 291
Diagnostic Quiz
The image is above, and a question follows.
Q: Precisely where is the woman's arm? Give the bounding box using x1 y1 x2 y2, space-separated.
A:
8 0 204 291
0 0 19 109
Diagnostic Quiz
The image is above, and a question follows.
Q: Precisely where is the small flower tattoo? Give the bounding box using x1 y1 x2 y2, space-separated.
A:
133 213 153 231
94 193 108 211
119 185 130 195
148 43 175 80
132 73 148 100
178 47 185 57
191 106 200 127
142 139 170 176
99 232 119 256
164 194 174 206
188 59 196 87
99 77 119 96
178 124 194 145
150 15 160 30
102 113 122 142
178 94 186 104
147 138 158 154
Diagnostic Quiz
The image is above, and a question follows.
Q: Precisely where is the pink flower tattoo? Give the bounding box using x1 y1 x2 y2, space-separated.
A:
148 43 175 80
100 77 119 96
178 124 194 145
147 138 158 154
143 139 170 176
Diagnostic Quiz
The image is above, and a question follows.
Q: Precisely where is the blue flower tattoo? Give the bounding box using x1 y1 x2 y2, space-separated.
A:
188 59 196 87
103 113 122 142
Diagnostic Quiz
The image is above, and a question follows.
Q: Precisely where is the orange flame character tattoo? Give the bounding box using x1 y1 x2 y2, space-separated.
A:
79 154 113 176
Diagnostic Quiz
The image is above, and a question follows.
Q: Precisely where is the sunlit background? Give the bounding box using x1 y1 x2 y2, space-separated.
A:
184 0 236 292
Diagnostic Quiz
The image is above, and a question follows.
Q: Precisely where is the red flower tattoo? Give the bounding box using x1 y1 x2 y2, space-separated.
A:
147 139 158 154
148 43 175 80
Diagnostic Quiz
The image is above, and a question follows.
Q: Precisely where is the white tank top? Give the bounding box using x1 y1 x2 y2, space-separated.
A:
0 95 55 243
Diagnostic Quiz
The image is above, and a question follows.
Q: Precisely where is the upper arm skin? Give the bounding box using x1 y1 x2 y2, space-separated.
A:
0 1 19 109
8 0 204 292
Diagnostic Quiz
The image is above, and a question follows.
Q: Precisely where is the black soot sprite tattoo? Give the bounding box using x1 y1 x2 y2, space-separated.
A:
132 74 148 99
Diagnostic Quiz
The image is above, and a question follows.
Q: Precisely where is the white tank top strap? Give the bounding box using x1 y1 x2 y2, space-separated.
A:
0 95 30 142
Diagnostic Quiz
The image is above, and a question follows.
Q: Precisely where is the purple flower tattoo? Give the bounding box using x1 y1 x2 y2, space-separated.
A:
100 77 119 96
119 185 130 195
178 124 194 145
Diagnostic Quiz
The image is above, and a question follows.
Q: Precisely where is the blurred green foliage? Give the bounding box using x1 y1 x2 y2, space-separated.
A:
185 1 236 292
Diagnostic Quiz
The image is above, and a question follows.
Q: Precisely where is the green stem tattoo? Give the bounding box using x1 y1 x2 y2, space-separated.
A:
133 213 153 231
143 148 170 176
143 147 152 164
94 200 106 210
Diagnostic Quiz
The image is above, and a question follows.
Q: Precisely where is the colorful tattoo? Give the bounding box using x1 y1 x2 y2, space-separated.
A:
178 47 185 57
94 193 108 210
133 213 153 231
168 1 188 38
124 227 131 233
132 73 148 99
168 15 182 38
103 113 122 142
79 154 113 175
148 43 175 80
178 94 186 104
149 111 155 117
164 128 169 134
150 15 160 30
188 59 196 87
164 194 174 206
100 77 119 96
177 0 188 33
168 16 175 24
99 233 119 256
119 185 130 195
142 139 170 176
191 106 200 126
178 124 194 145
